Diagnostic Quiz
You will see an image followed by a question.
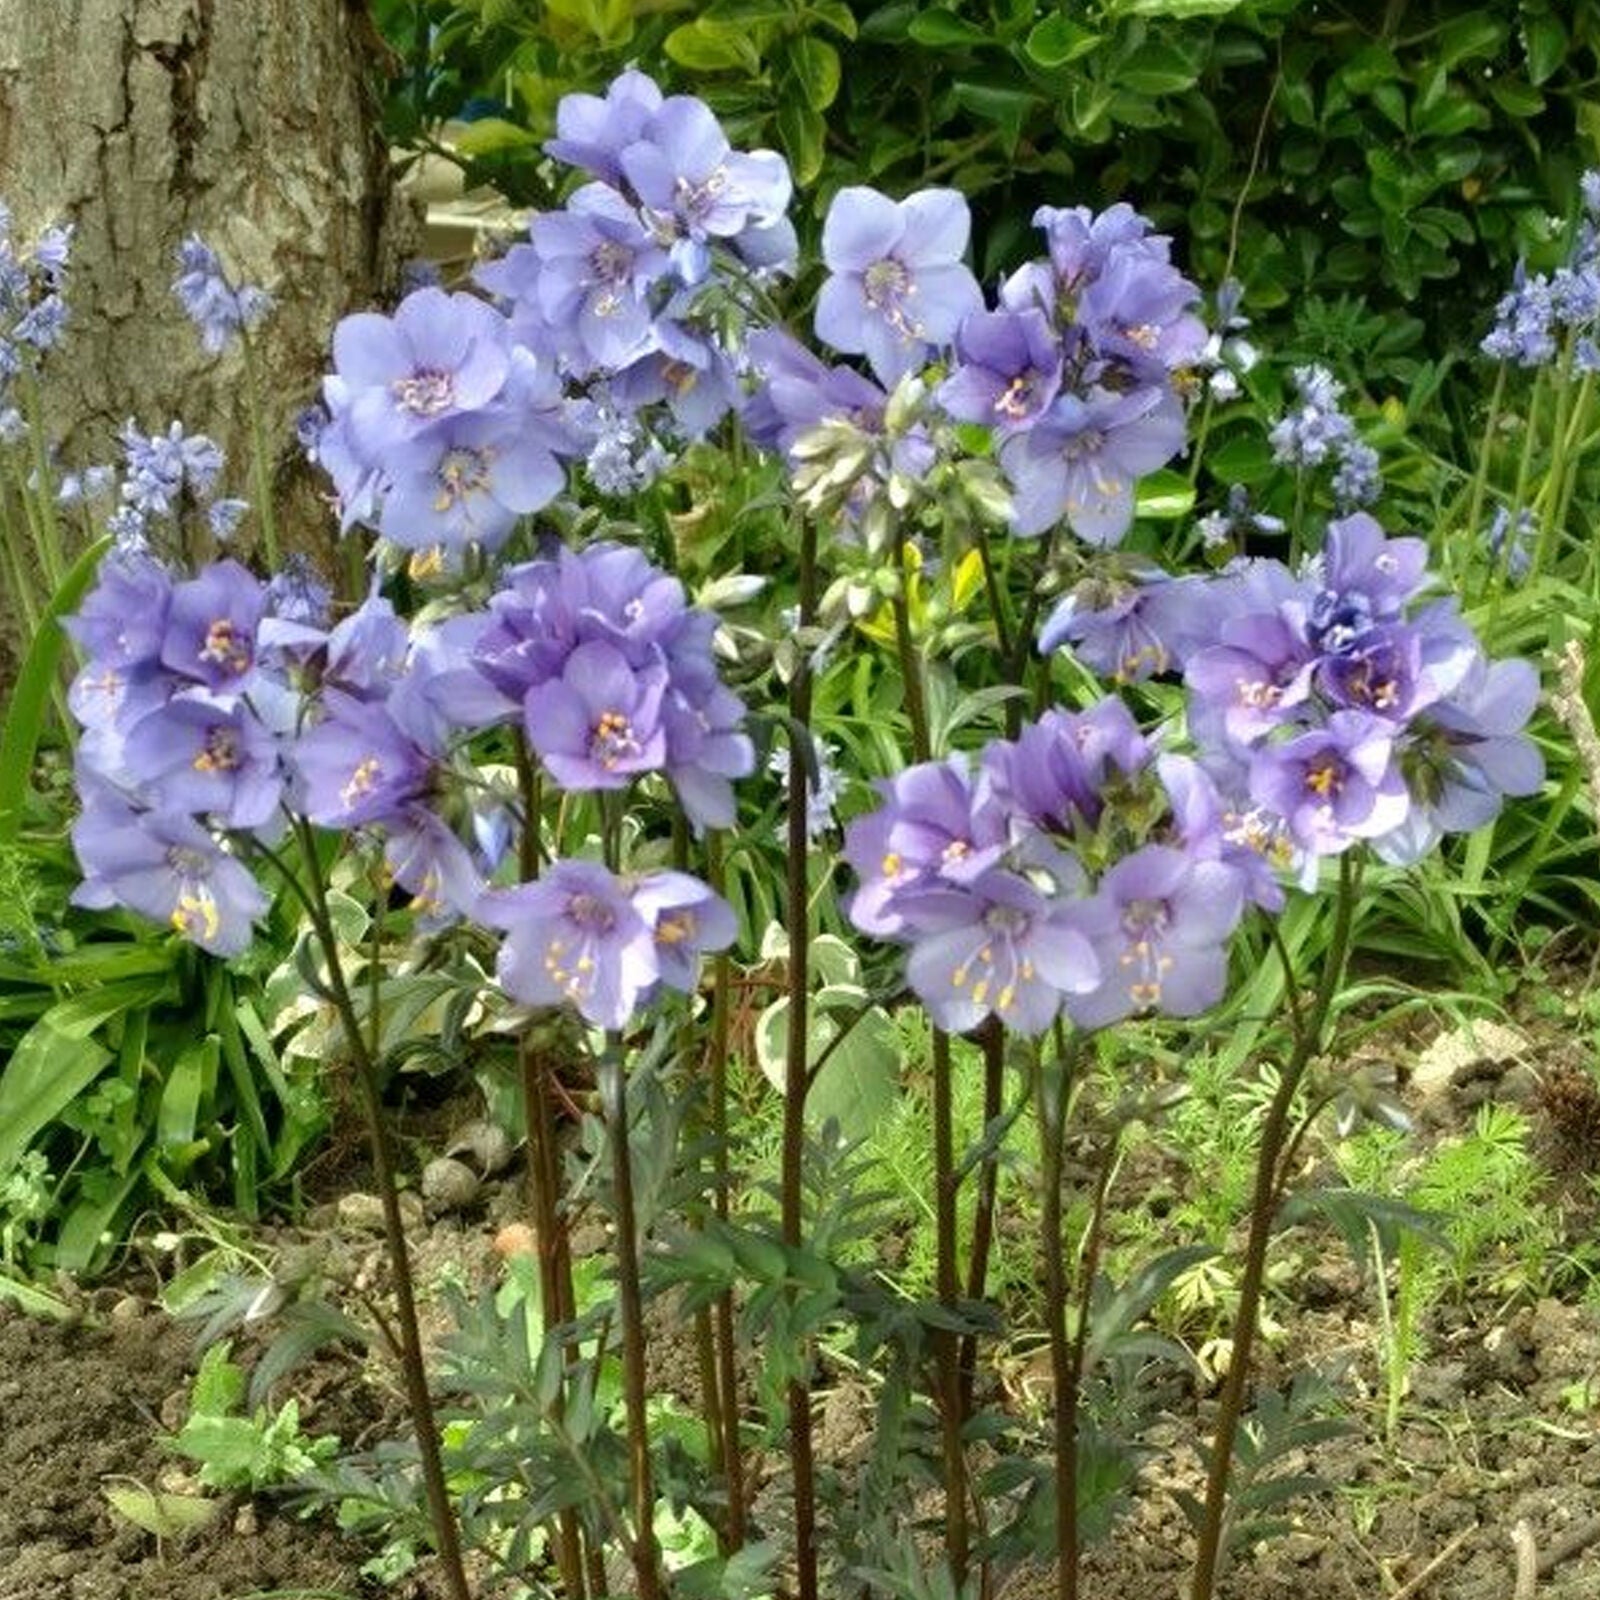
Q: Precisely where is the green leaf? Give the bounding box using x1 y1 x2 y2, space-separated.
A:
1489 79 1544 118
806 0 857 39
450 117 539 157
1022 14 1100 68
786 34 841 112
158 1037 218 1157
776 95 825 186
103 1484 219 1541
0 979 176 1174
0 536 110 847
755 987 899 1134
1523 12 1568 86
54 1168 142 1272
1434 11 1505 70
1118 0 1243 13
665 18 761 71
1117 40 1202 98
952 80 1040 148
906 9 989 47
1135 468 1196 521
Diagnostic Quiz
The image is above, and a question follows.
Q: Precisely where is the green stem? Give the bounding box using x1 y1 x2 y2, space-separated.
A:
1530 337 1578 579
275 823 473 1600
1462 360 1507 576
20 375 65 589
1188 856 1362 1600
240 332 283 570
601 1049 666 1600
782 512 820 1600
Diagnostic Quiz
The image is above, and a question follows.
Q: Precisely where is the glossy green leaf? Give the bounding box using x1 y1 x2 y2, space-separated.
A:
776 94 826 186
1523 12 1568 86
0 1023 112 1176
786 34 841 111
665 18 760 71
1434 11 1505 70
1117 41 1203 98
0 536 109 848
806 0 857 38
1022 14 1100 68
1134 469 1196 521
906 9 989 47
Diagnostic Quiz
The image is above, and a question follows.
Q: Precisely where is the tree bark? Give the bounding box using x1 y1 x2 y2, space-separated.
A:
0 0 401 561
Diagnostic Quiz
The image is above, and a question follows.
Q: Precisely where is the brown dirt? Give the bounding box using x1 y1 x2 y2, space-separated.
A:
0 1298 435 1600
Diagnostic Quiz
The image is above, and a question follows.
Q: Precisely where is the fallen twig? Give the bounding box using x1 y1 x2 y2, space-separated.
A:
1536 1510 1600 1577
1512 1519 1539 1600
1387 1525 1475 1600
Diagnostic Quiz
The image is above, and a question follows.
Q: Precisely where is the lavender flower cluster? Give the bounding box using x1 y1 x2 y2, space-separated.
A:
309 69 795 559
63 538 744 1028
847 513 1542 1032
1267 364 1381 511
748 194 1204 547
1482 172 1600 370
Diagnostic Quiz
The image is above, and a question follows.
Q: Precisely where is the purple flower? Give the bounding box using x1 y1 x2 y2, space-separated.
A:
1032 203 1169 291
1482 263 1556 367
1076 247 1207 377
531 185 669 373
1310 513 1429 647
843 756 1008 938
1000 386 1185 544
631 870 737 995
172 235 273 353
292 690 435 829
741 328 887 456
120 420 226 518
160 560 266 690
523 639 670 791
1248 711 1410 856
1067 845 1244 1030
383 809 485 924
902 868 1099 1035
1382 656 1544 861
378 410 566 555
64 552 173 671
14 292 67 351
1038 569 1206 683
480 860 660 1030
122 693 283 830
545 69 666 186
815 187 982 385
1185 611 1316 746
330 287 513 458
619 96 792 283
938 308 1062 434
70 785 267 957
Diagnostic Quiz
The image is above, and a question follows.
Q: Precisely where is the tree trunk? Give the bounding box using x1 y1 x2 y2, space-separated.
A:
0 0 401 565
